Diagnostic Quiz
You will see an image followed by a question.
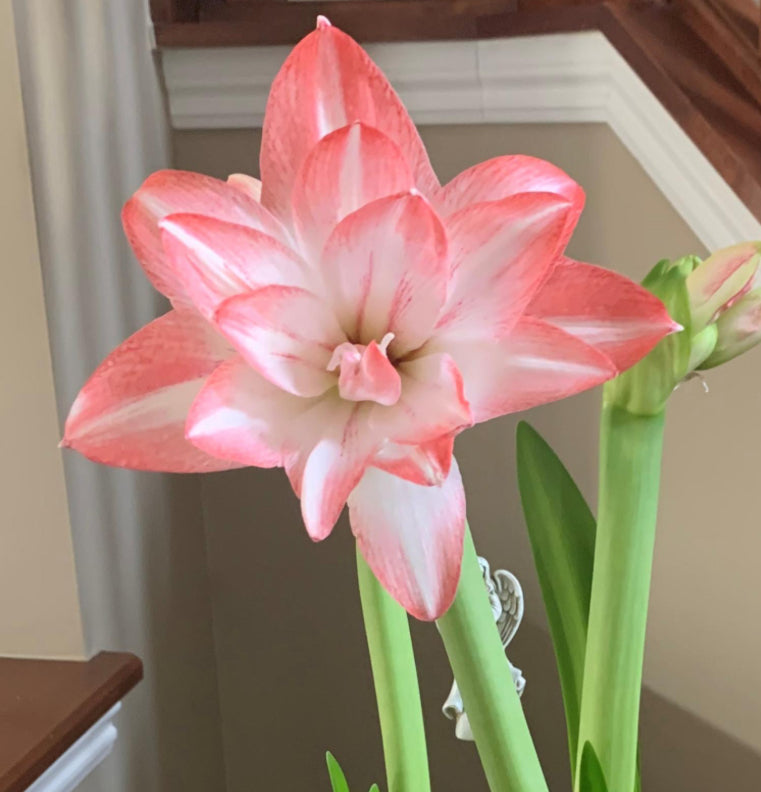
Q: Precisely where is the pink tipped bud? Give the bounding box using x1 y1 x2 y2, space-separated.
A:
686 242 761 332
700 287 761 369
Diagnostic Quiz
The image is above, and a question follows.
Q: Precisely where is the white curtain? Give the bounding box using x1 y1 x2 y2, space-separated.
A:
12 2 227 790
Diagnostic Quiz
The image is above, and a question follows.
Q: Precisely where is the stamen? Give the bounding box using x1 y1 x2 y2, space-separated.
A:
327 341 357 373
379 332 395 355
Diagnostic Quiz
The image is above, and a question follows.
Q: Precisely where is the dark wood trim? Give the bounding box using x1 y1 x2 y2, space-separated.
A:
0 652 143 792
156 0 519 47
153 0 761 50
150 0 201 24
674 0 761 109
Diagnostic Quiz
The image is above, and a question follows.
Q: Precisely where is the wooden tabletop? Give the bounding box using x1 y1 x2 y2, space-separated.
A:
0 652 142 792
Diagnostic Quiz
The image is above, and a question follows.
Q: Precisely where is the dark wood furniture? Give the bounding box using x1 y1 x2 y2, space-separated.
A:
0 652 142 792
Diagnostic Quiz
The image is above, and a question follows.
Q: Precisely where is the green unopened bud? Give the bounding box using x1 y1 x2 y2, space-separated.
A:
608 243 761 414
605 257 692 415
687 323 718 370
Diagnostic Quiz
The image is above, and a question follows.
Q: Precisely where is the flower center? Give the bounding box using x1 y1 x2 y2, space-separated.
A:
327 332 401 406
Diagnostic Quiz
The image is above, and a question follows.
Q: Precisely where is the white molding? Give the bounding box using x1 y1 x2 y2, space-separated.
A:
162 31 761 251
26 704 121 792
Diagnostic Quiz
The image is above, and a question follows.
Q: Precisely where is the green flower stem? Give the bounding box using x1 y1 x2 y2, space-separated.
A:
575 403 666 791
356 547 431 792
437 526 548 792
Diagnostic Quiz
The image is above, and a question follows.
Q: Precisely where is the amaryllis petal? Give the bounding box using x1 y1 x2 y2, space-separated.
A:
686 241 761 331
435 193 573 339
214 286 346 397
160 214 309 321
260 17 439 223
370 353 472 444
321 192 448 355
122 170 287 304
186 356 329 467
63 310 237 472
445 316 616 422
227 173 262 202
292 122 415 260
348 457 465 620
434 155 584 222
300 402 378 541
372 434 455 486
528 257 680 371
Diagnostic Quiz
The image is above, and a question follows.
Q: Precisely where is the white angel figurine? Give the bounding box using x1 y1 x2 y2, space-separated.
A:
442 557 526 740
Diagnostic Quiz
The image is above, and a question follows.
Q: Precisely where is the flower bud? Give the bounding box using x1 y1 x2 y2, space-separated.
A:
685 242 761 369
699 283 761 369
686 242 761 333
688 323 718 371
605 257 692 415
607 242 761 414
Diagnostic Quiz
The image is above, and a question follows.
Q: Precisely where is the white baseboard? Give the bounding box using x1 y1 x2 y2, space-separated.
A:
26 704 121 792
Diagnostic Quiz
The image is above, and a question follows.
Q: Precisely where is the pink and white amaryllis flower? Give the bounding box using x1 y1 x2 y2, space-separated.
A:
63 18 677 620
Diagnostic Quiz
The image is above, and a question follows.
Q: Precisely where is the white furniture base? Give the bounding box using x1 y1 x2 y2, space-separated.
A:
26 704 121 792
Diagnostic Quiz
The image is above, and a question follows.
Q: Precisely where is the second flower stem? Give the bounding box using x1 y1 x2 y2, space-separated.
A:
575 403 666 791
437 526 548 792
356 547 431 792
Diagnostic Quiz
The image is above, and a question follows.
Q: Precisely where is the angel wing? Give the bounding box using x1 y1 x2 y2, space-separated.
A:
493 569 524 648
443 556 526 740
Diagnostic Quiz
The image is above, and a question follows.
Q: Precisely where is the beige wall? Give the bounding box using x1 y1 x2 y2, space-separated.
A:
0 1 84 659
174 122 761 788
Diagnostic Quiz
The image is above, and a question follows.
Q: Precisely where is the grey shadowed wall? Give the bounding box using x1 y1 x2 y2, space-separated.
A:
173 122 761 791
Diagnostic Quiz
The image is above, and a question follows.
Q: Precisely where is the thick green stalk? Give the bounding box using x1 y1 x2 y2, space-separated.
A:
575 404 666 791
356 548 431 792
437 527 548 792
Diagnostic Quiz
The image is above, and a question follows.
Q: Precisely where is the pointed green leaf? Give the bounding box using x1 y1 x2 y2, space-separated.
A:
517 422 643 792
516 421 596 776
368 786 380 792
326 752 350 792
634 753 642 792
579 742 608 792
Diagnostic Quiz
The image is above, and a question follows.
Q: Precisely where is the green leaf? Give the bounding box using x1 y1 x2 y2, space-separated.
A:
517 422 644 792
634 751 642 792
579 742 608 792
516 422 596 777
326 752 350 792
368 786 380 792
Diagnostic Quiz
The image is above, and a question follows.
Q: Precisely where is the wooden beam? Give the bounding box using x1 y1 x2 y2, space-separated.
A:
157 0 518 46
673 0 761 110
149 0 200 24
